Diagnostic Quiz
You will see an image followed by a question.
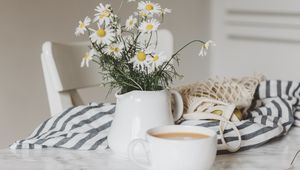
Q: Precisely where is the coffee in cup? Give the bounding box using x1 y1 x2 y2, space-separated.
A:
151 132 209 140
128 125 217 170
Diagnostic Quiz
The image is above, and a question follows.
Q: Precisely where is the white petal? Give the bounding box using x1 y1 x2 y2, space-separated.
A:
84 16 91 25
163 8 172 14
80 59 85 67
198 47 205 56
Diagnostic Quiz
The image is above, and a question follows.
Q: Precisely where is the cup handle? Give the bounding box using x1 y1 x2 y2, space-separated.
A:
128 139 151 169
170 90 184 121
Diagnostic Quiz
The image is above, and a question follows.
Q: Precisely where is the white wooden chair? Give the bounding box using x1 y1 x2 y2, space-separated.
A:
41 29 174 116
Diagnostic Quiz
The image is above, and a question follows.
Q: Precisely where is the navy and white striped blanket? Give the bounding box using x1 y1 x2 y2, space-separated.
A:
10 80 300 153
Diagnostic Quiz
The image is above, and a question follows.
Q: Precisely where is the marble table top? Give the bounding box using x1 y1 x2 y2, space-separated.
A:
1 127 300 170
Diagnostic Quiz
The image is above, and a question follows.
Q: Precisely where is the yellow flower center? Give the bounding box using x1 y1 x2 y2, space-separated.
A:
145 4 154 11
96 29 106 38
140 11 147 17
83 52 89 59
99 10 110 19
153 55 159 61
146 24 154 31
129 20 134 25
204 43 210 49
79 21 85 29
112 47 120 53
83 52 92 60
137 51 146 61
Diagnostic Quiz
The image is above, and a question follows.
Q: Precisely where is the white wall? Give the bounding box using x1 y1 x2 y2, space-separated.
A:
210 0 300 81
0 0 211 148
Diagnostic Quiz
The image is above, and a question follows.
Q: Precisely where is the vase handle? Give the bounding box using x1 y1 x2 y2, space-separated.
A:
170 90 184 121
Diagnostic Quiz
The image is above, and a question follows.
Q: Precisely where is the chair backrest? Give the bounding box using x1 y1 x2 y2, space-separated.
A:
41 29 174 116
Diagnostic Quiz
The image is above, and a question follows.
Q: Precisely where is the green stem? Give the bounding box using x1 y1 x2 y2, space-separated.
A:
117 0 125 15
116 68 144 91
130 32 141 51
146 32 153 48
124 32 141 58
157 40 206 76
92 59 101 65
119 80 140 90
154 31 158 49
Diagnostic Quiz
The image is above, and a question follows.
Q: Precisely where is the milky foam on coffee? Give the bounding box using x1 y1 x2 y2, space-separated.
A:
151 132 209 140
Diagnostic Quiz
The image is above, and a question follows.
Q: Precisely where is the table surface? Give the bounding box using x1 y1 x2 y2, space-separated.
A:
1 128 300 170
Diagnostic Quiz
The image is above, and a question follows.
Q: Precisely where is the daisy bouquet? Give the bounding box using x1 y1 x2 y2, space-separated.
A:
75 0 214 94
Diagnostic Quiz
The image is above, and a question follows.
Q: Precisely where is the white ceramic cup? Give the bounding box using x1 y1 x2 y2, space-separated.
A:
128 125 217 170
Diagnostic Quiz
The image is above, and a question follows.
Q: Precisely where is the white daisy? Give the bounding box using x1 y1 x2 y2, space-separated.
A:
149 52 169 69
90 26 115 45
126 15 137 31
198 40 216 56
134 11 152 18
139 19 160 33
94 3 112 25
161 8 172 15
129 51 150 71
75 16 91 36
81 49 97 67
104 43 124 58
138 1 161 15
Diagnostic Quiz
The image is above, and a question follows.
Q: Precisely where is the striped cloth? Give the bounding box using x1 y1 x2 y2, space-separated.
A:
10 80 300 153
181 80 300 154
10 103 115 150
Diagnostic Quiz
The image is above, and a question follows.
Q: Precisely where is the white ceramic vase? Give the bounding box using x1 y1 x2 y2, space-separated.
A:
107 89 183 157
